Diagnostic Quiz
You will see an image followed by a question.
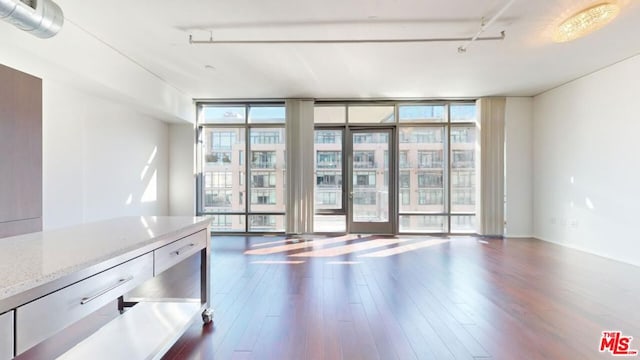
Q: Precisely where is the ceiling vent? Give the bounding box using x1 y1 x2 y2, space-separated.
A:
0 0 64 38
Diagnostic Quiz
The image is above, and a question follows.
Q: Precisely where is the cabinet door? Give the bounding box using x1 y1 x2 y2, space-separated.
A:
0 311 14 360
16 253 153 354
0 63 43 238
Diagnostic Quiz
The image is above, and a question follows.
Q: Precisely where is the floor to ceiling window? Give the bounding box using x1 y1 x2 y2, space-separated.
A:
395 104 477 233
197 100 476 234
313 106 347 232
198 103 286 232
449 104 477 232
314 102 477 234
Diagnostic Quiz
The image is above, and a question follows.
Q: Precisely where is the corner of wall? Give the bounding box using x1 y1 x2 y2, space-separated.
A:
169 123 196 216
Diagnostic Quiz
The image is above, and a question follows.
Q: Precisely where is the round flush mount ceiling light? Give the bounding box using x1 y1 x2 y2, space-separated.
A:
553 2 620 42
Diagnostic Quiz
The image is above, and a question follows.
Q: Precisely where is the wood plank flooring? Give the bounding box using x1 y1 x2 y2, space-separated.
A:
163 236 640 360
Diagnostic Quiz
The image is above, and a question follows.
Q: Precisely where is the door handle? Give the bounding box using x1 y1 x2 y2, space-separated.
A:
348 191 353 199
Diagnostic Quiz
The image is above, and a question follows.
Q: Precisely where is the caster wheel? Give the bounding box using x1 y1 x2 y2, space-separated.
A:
202 308 214 324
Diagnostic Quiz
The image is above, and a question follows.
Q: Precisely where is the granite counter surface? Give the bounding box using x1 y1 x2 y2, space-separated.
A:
0 216 210 310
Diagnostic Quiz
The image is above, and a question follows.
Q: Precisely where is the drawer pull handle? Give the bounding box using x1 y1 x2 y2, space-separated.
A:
172 243 196 256
80 276 134 305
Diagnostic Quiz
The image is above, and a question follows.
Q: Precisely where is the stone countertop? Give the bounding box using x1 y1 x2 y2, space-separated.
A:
0 216 210 310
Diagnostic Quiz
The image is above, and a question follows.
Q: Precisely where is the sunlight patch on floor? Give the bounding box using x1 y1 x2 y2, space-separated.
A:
289 238 409 258
359 239 449 257
243 235 452 259
244 234 358 255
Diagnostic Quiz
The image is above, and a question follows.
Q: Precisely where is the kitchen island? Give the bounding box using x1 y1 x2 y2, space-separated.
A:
0 216 212 359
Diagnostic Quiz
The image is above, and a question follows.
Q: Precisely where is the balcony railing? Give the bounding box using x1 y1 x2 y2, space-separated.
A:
251 162 276 169
316 184 342 188
452 161 474 169
418 161 443 169
251 183 276 188
317 162 341 169
205 155 231 164
354 161 376 169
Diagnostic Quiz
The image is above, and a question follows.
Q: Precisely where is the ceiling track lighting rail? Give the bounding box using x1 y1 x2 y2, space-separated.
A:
457 0 516 53
188 32 506 46
188 0 516 52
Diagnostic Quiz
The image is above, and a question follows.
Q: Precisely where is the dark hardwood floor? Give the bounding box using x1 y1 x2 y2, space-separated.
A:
162 235 640 360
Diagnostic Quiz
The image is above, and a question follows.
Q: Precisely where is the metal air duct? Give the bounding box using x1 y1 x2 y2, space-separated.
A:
0 0 64 38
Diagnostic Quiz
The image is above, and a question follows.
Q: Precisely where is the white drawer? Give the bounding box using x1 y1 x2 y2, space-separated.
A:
0 311 13 360
15 253 153 355
154 230 206 276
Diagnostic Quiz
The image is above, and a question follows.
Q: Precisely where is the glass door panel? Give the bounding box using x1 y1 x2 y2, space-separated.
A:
314 129 346 232
348 129 393 234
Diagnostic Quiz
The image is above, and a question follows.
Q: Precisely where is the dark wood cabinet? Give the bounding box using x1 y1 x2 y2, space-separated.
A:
0 63 43 238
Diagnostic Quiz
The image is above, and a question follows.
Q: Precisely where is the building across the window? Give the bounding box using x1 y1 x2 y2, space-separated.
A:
199 105 286 232
198 102 476 234
312 103 477 234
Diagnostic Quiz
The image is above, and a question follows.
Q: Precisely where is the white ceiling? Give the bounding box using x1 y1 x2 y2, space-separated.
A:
56 0 640 99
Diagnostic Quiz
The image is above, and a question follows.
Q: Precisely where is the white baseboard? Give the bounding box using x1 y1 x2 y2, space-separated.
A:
504 234 533 239
534 236 640 268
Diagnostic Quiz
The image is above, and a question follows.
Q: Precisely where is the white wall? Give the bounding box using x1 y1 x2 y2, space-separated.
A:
43 80 169 229
0 20 196 229
0 18 193 123
169 124 196 216
533 54 640 266
505 97 533 237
